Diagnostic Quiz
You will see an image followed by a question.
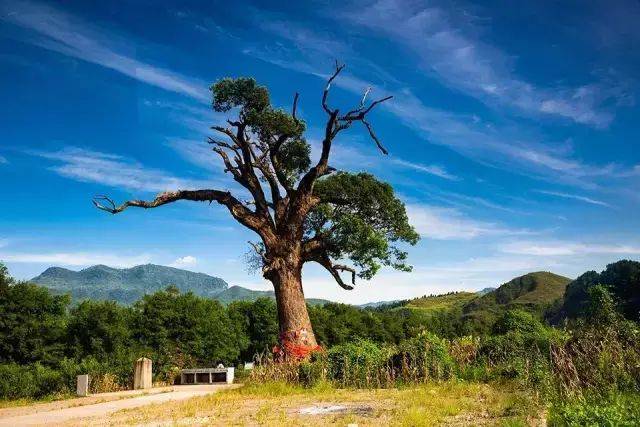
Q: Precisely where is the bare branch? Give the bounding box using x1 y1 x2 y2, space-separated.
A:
362 119 388 155
334 264 356 286
92 195 117 213
360 87 372 109
340 95 393 121
292 92 300 120
248 240 268 263
311 252 355 290
322 62 345 115
361 95 393 116
344 86 372 117
302 239 356 291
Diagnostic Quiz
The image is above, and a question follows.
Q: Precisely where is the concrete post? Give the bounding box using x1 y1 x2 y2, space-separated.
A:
76 374 89 396
134 357 152 389
225 367 235 384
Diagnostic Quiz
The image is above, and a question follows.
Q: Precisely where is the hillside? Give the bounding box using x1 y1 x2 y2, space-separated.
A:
31 264 229 304
461 271 571 331
405 292 477 313
215 285 330 306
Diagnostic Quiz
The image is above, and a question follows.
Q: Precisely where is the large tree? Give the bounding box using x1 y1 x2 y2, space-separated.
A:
94 64 419 357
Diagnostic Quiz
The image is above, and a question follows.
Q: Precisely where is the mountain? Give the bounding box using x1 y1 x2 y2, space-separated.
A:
477 287 496 295
213 285 330 306
31 264 229 304
461 271 571 331
30 264 331 306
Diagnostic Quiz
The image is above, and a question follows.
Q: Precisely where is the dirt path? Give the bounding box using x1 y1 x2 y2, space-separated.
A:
0 384 237 426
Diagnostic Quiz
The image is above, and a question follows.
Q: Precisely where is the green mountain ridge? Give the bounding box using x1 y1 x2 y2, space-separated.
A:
30 265 572 311
31 264 229 304
30 264 331 306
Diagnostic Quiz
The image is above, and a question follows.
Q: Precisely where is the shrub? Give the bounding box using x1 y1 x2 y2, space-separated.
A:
0 364 36 399
327 340 391 387
0 363 69 399
549 392 640 426
392 331 454 383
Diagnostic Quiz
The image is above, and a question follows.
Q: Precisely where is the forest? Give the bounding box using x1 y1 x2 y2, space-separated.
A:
1 260 639 424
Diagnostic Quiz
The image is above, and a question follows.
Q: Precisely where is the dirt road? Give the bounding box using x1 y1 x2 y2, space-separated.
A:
0 384 236 426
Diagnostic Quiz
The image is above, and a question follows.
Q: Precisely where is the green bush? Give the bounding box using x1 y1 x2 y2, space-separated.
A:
0 363 69 399
327 340 391 387
0 364 36 399
392 331 454 382
549 392 640 426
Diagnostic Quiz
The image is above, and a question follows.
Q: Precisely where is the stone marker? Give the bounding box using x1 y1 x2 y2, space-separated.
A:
225 367 235 384
134 357 152 389
76 374 89 396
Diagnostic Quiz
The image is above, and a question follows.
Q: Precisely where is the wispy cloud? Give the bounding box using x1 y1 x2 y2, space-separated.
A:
1 0 208 101
32 147 213 192
165 139 221 173
246 25 636 189
534 190 611 207
0 155 7 164
391 158 459 181
406 204 529 240
170 255 197 267
0 251 152 267
343 0 633 127
500 240 640 256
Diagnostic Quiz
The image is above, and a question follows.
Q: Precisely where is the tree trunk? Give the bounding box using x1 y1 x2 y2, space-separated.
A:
270 265 318 359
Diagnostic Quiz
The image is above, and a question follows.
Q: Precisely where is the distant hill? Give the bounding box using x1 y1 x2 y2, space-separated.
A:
214 285 330 306
477 287 496 295
31 264 228 304
461 271 571 331
405 292 477 313
358 300 401 309
30 264 330 306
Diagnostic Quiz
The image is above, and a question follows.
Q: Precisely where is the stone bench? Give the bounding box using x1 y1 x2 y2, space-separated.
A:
180 367 234 385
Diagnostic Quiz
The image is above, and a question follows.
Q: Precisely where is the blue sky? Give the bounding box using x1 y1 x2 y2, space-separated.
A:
1 0 639 303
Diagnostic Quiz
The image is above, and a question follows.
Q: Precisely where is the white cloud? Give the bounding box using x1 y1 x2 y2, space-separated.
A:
534 190 611 207
0 251 152 267
0 155 7 164
166 139 221 173
500 240 640 256
391 158 459 181
406 204 525 240
33 146 213 192
343 0 632 127
2 1 208 102
246 32 634 189
170 255 197 267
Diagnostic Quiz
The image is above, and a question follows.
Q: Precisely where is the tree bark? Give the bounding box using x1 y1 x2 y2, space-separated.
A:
269 264 318 359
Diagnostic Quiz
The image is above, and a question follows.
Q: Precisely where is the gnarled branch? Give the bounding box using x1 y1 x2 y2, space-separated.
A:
311 251 355 290
92 190 272 237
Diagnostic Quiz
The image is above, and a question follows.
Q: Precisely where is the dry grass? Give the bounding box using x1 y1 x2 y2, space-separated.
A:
77 381 543 426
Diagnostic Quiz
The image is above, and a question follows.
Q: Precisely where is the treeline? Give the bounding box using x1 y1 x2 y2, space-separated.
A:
2 259 640 424
0 263 443 398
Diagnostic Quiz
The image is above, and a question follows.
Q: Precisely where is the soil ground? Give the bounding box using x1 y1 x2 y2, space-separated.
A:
0 384 236 426
72 381 545 426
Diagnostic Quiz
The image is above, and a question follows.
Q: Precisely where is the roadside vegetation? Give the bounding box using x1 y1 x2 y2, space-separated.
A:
1 260 640 425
